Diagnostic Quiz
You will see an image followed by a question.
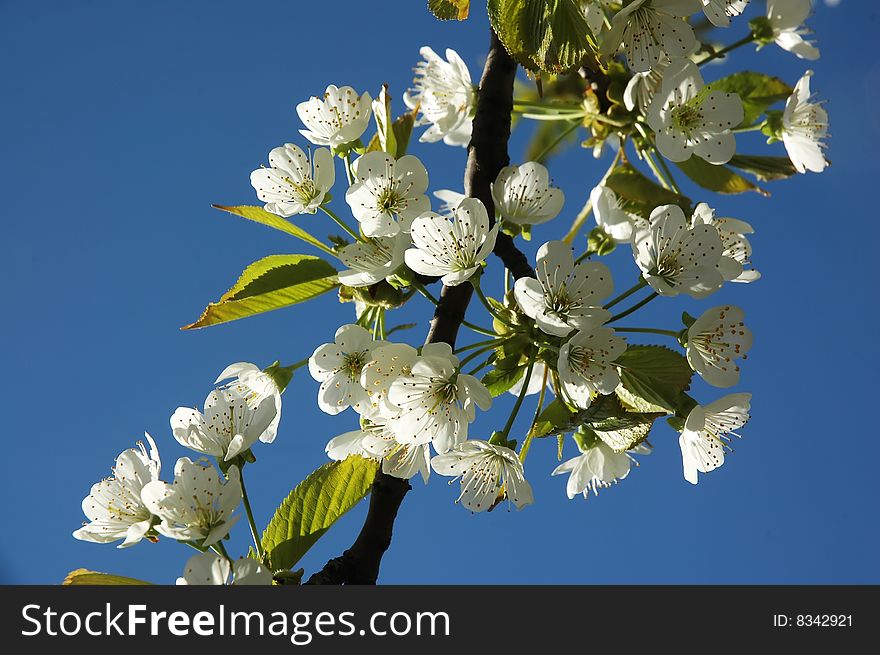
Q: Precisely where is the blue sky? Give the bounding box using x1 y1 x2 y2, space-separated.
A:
2 0 877 584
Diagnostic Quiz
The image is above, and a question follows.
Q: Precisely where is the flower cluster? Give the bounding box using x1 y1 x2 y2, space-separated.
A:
74 363 281 584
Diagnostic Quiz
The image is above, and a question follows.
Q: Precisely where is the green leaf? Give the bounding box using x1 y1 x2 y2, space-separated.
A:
615 384 668 413
615 345 693 413
370 84 397 158
366 106 417 159
530 393 628 438
728 154 798 182
428 0 469 20
604 163 692 217
674 157 767 196
482 366 526 397
261 456 378 571
488 0 599 73
212 205 332 253
184 254 338 329
707 71 792 127
63 569 153 585
591 414 660 452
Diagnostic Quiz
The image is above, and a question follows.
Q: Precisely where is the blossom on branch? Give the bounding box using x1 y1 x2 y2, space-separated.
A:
686 305 753 387
558 328 627 409
338 234 409 288
386 343 491 454
170 384 277 462
346 152 430 237
552 440 648 500
491 161 564 227
679 393 751 484
632 204 726 298
176 551 272 586
405 198 499 286
404 46 476 147
250 144 334 217
781 70 829 173
141 459 242 546
514 240 613 337
647 59 744 165
73 434 162 548
601 0 699 74
431 440 533 512
297 84 372 149
767 0 820 60
309 324 387 415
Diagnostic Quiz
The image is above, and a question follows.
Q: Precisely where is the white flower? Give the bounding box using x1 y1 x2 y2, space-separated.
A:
73 433 161 548
508 361 554 397
296 85 372 149
686 305 752 388
249 144 334 217
701 0 749 27
781 70 829 174
386 342 491 454
359 342 419 419
338 233 408 287
491 161 564 227
632 204 726 298
590 184 648 243
431 440 533 512
141 458 241 546
623 54 674 115
514 240 613 337
404 46 475 147
689 203 758 282
170 385 277 462
647 59 744 164
558 328 627 409
345 152 431 238
215 362 282 444
601 0 699 74
552 439 645 499
176 551 272 586
679 393 751 484
433 189 466 216
405 198 499 286
767 0 819 60
309 324 386 415
326 418 431 483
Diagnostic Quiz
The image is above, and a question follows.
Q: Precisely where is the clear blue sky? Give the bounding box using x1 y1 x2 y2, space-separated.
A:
2 0 876 584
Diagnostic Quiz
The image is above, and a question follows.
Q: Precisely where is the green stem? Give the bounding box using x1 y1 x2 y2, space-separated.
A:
604 278 647 309
501 356 535 439
471 279 514 327
520 363 548 463
613 327 679 337
212 540 232 563
643 148 674 191
343 152 355 185
533 120 580 163
655 150 682 194
454 336 505 354
733 122 766 133
466 355 495 377
697 33 757 66
608 292 659 323
458 341 506 370
239 469 264 560
320 206 361 242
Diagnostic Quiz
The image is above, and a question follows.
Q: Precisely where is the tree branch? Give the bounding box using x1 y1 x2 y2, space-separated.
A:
307 28 527 585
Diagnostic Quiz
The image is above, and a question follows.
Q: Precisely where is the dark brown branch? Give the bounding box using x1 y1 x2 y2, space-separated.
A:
307 29 525 585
